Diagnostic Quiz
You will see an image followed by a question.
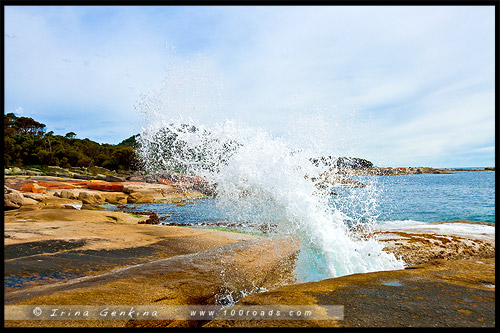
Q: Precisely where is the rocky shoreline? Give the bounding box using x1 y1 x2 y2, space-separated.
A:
4 173 206 211
3 175 495 327
340 166 494 176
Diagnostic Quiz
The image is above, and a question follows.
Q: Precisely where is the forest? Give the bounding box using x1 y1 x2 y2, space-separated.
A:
4 113 139 173
4 113 376 176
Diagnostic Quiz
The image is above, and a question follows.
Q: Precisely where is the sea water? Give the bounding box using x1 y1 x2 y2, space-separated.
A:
378 171 495 223
115 171 495 229
351 171 495 224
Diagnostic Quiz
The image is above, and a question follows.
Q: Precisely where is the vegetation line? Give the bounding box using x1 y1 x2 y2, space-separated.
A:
4 113 139 173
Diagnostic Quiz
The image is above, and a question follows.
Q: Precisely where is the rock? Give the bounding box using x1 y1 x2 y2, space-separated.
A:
123 184 163 203
314 173 366 188
5 167 22 175
4 186 24 209
4 235 299 329
20 197 42 210
4 185 45 210
374 221 495 266
3 211 272 304
127 191 157 204
100 191 129 204
5 175 204 207
57 189 78 200
78 191 106 205
126 176 145 182
158 190 206 203
137 212 163 224
81 204 106 210
206 258 495 328
19 183 46 193
45 171 76 178
105 175 126 182
24 169 43 176
87 182 125 192
22 192 81 210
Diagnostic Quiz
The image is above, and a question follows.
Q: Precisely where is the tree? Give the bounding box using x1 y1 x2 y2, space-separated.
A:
65 132 77 139
37 149 51 165
4 113 140 172
110 146 136 171
4 112 46 137
119 134 140 148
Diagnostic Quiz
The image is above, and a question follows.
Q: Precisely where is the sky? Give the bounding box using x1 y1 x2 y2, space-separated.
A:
4 5 495 167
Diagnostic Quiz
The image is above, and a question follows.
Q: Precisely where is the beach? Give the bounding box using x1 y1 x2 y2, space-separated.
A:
3 175 495 327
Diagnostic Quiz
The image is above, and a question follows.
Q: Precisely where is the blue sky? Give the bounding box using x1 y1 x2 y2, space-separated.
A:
4 5 495 167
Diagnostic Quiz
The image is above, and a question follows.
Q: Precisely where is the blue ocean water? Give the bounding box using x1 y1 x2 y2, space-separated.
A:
351 171 495 224
108 171 495 228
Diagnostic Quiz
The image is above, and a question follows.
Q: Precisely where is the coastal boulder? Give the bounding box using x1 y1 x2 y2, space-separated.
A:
78 191 106 205
105 175 126 182
57 190 78 200
100 191 129 204
4 186 24 209
126 190 157 204
81 203 107 210
123 184 166 203
23 192 81 209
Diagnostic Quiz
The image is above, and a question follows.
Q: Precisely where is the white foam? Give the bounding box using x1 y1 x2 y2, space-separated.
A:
377 220 495 241
70 203 83 210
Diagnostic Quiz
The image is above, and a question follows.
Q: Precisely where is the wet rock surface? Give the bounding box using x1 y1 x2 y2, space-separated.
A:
374 221 495 265
4 216 494 328
206 258 494 328
4 209 256 294
4 234 298 328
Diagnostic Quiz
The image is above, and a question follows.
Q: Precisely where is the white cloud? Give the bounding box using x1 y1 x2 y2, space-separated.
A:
4 5 495 166
4 6 172 142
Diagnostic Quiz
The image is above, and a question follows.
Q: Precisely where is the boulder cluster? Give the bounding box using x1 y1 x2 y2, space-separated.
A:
4 175 206 212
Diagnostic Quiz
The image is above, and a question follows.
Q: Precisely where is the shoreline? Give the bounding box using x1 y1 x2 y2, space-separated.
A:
339 166 494 176
3 175 495 327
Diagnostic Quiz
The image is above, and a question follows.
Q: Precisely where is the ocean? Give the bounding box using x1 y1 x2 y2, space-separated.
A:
346 170 495 224
110 170 495 227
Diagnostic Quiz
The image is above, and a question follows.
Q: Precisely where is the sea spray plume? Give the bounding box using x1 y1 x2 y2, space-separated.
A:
135 56 404 282
137 117 405 282
136 119 243 180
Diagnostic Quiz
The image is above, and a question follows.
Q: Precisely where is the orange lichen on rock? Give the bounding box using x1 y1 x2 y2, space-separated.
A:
86 182 125 192
157 178 180 187
19 183 46 193
34 181 78 190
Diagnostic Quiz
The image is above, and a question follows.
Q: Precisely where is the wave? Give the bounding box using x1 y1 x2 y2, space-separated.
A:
134 61 405 282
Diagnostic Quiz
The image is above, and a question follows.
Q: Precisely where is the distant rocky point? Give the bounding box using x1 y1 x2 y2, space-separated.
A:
340 166 494 176
309 156 494 176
